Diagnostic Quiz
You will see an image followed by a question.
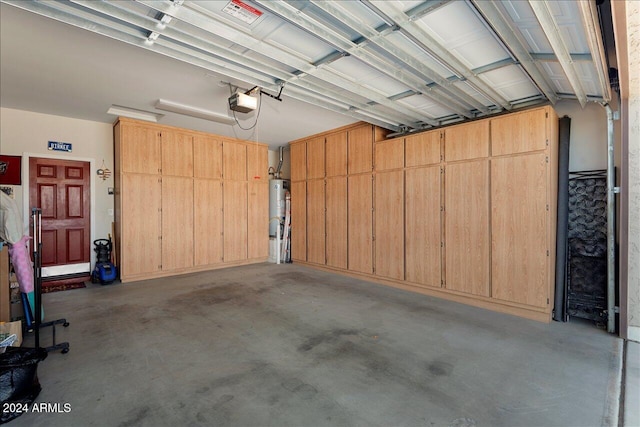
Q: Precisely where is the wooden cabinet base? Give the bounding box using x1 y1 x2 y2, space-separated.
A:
294 260 552 323
119 257 268 283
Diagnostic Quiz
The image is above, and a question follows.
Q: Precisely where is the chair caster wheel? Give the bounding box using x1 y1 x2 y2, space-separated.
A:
61 348 69 354
63 322 70 327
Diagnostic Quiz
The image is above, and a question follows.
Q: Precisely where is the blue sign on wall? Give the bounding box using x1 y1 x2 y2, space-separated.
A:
48 141 72 152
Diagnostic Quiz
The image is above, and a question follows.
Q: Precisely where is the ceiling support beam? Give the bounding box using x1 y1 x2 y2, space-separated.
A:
366 0 513 111
529 0 588 107
576 0 612 102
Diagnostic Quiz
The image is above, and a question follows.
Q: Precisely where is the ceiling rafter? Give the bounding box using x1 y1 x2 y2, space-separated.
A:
576 0 611 102
365 0 513 111
469 0 559 105
528 0 588 107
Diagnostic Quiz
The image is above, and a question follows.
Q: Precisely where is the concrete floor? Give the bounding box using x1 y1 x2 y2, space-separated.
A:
12 263 624 427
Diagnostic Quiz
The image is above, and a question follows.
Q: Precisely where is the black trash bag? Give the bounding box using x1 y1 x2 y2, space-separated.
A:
0 347 48 424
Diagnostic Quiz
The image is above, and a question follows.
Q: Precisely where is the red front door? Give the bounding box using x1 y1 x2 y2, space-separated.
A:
29 157 90 277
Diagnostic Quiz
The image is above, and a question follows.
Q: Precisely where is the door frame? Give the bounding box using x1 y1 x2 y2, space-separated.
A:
21 153 96 271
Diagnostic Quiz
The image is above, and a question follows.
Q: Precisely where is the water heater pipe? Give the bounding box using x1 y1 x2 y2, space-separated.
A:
275 146 284 179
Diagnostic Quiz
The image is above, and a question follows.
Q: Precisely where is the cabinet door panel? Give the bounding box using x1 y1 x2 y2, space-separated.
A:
326 132 347 177
405 130 440 167
375 170 404 280
162 176 194 270
444 121 489 161
375 138 404 171
194 179 223 266
405 167 441 287
248 182 269 258
307 179 325 264
291 181 306 261
306 137 325 179
121 174 161 276
348 126 373 174
223 181 248 262
445 161 490 296
491 108 547 156
194 135 222 179
326 177 347 269
121 124 161 174
247 144 268 182
348 174 373 274
223 141 247 181
492 154 548 307
162 131 193 176
290 143 306 181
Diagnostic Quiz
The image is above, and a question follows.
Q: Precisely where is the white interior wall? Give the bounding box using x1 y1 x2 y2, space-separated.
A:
0 107 114 266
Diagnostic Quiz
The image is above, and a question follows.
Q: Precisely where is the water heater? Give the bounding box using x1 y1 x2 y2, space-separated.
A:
269 179 290 236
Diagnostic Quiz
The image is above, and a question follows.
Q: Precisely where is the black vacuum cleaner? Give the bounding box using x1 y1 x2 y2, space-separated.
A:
91 238 117 285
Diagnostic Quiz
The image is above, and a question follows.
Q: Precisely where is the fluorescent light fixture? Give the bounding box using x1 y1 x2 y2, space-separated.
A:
107 105 163 122
155 99 235 125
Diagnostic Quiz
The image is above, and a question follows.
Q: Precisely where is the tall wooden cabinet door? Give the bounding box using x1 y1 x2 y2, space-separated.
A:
405 167 441 287
248 182 269 259
375 138 404 171
120 123 161 174
325 132 347 177
405 131 440 167
348 125 373 174
306 137 325 180
306 179 325 264
161 131 193 177
326 176 347 269
194 179 223 266
374 170 404 280
121 174 162 277
223 181 248 262
223 141 247 181
194 135 222 179
491 153 548 307
290 142 306 182
348 174 373 274
291 181 307 261
162 176 194 270
247 144 268 182
491 108 547 156
445 161 490 296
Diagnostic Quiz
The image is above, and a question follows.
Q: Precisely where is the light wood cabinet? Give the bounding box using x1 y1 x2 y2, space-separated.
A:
290 142 306 182
491 153 549 307
444 160 490 296
348 125 373 174
194 179 223 266
307 179 325 264
194 135 222 179
291 181 306 261
348 174 373 274
289 106 557 321
444 121 489 162
326 132 347 177
161 130 193 177
248 182 269 259
375 138 404 171
223 141 247 181
120 173 162 277
375 170 404 280
162 176 194 270
120 122 161 174
405 130 440 167
115 118 268 282
247 144 268 182
307 137 325 180
405 166 441 287
326 176 347 269
223 180 247 262
491 108 547 156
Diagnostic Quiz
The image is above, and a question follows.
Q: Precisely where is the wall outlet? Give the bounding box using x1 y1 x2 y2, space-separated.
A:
108 208 114 216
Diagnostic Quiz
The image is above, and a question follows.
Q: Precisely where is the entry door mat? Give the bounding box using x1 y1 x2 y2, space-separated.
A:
41 276 89 294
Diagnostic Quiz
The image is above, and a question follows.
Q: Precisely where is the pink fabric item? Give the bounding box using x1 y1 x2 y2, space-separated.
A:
8 235 34 293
